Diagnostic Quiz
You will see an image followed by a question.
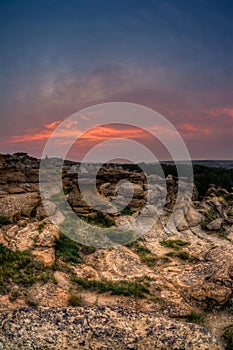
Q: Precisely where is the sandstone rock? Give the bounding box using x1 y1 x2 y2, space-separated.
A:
0 306 222 349
206 218 223 230
0 192 40 221
31 248 56 266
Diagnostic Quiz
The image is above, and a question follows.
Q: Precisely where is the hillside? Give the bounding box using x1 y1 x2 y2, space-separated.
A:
0 153 232 349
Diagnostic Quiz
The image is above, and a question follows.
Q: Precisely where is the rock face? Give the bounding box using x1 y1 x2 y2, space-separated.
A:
0 306 222 350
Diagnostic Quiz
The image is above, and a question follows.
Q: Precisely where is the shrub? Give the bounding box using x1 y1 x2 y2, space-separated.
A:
80 245 96 255
165 251 194 262
38 222 45 233
55 234 83 264
27 300 39 307
68 294 82 306
187 310 205 326
72 278 149 298
0 244 52 294
201 209 218 228
120 207 134 216
135 245 158 267
84 212 115 228
160 240 190 250
0 216 11 227
222 325 233 350
106 228 137 245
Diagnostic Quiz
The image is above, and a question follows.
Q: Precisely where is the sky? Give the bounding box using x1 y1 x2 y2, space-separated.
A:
0 0 232 161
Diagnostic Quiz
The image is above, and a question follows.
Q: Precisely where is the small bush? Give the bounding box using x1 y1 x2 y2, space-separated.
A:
72 278 149 298
120 207 134 216
38 222 45 233
201 209 218 228
165 251 194 262
63 185 73 195
27 300 39 307
55 234 83 264
187 310 205 326
68 294 82 306
106 228 137 245
160 240 190 250
0 244 52 294
222 325 233 350
135 245 158 267
0 216 11 227
84 212 115 228
80 245 96 255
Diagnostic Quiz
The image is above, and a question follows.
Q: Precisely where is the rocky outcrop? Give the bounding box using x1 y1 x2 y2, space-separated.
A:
0 153 232 349
0 306 222 350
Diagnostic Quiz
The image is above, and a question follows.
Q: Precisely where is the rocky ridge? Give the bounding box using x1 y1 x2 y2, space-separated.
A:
0 153 232 349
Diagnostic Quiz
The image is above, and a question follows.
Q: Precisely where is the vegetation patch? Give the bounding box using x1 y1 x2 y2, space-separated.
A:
55 234 83 264
120 206 134 216
186 310 205 326
68 294 82 306
0 216 11 227
105 229 137 245
72 278 150 298
0 244 53 294
84 212 115 228
135 244 159 267
160 239 190 250
222 324 233 350
201 209 218 228
165 251 194 262
37 222 45 233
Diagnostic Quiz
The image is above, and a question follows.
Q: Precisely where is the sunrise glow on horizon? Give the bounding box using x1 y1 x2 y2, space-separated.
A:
0 0 232 160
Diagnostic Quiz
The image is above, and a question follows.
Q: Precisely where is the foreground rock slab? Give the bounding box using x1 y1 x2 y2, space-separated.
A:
0 306 222 350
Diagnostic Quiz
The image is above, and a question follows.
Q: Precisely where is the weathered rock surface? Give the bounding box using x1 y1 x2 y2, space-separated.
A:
0 306 222 350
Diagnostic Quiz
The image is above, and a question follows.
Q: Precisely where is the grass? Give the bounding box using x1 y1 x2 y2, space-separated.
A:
63 185 73 195
187 310 205 326
0 244 53 294
38 222 45 233
160 239 190 250
71 278 150 298
222 324 233 350
80 245 96 255
68 294 82 306
165 251 194 262
201 208 218 228
105 228 137 245
84 212 115 228
120 206 134 216
0 215 11 227
126 240 159 267
55 234 83 264
27 299 39 307
134 244 159 267
218 226 232 241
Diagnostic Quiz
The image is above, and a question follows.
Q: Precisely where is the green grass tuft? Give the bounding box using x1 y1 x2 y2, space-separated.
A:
0 244 53 294
55 234 83 264
68 294 82 306
222 325 233 350
72 278 150 298
160 239 190 250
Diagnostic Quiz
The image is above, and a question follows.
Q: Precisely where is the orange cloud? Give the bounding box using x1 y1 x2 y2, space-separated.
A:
45 120 62 129
203 108 233 118
8 122 153 144
177 123 209 134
